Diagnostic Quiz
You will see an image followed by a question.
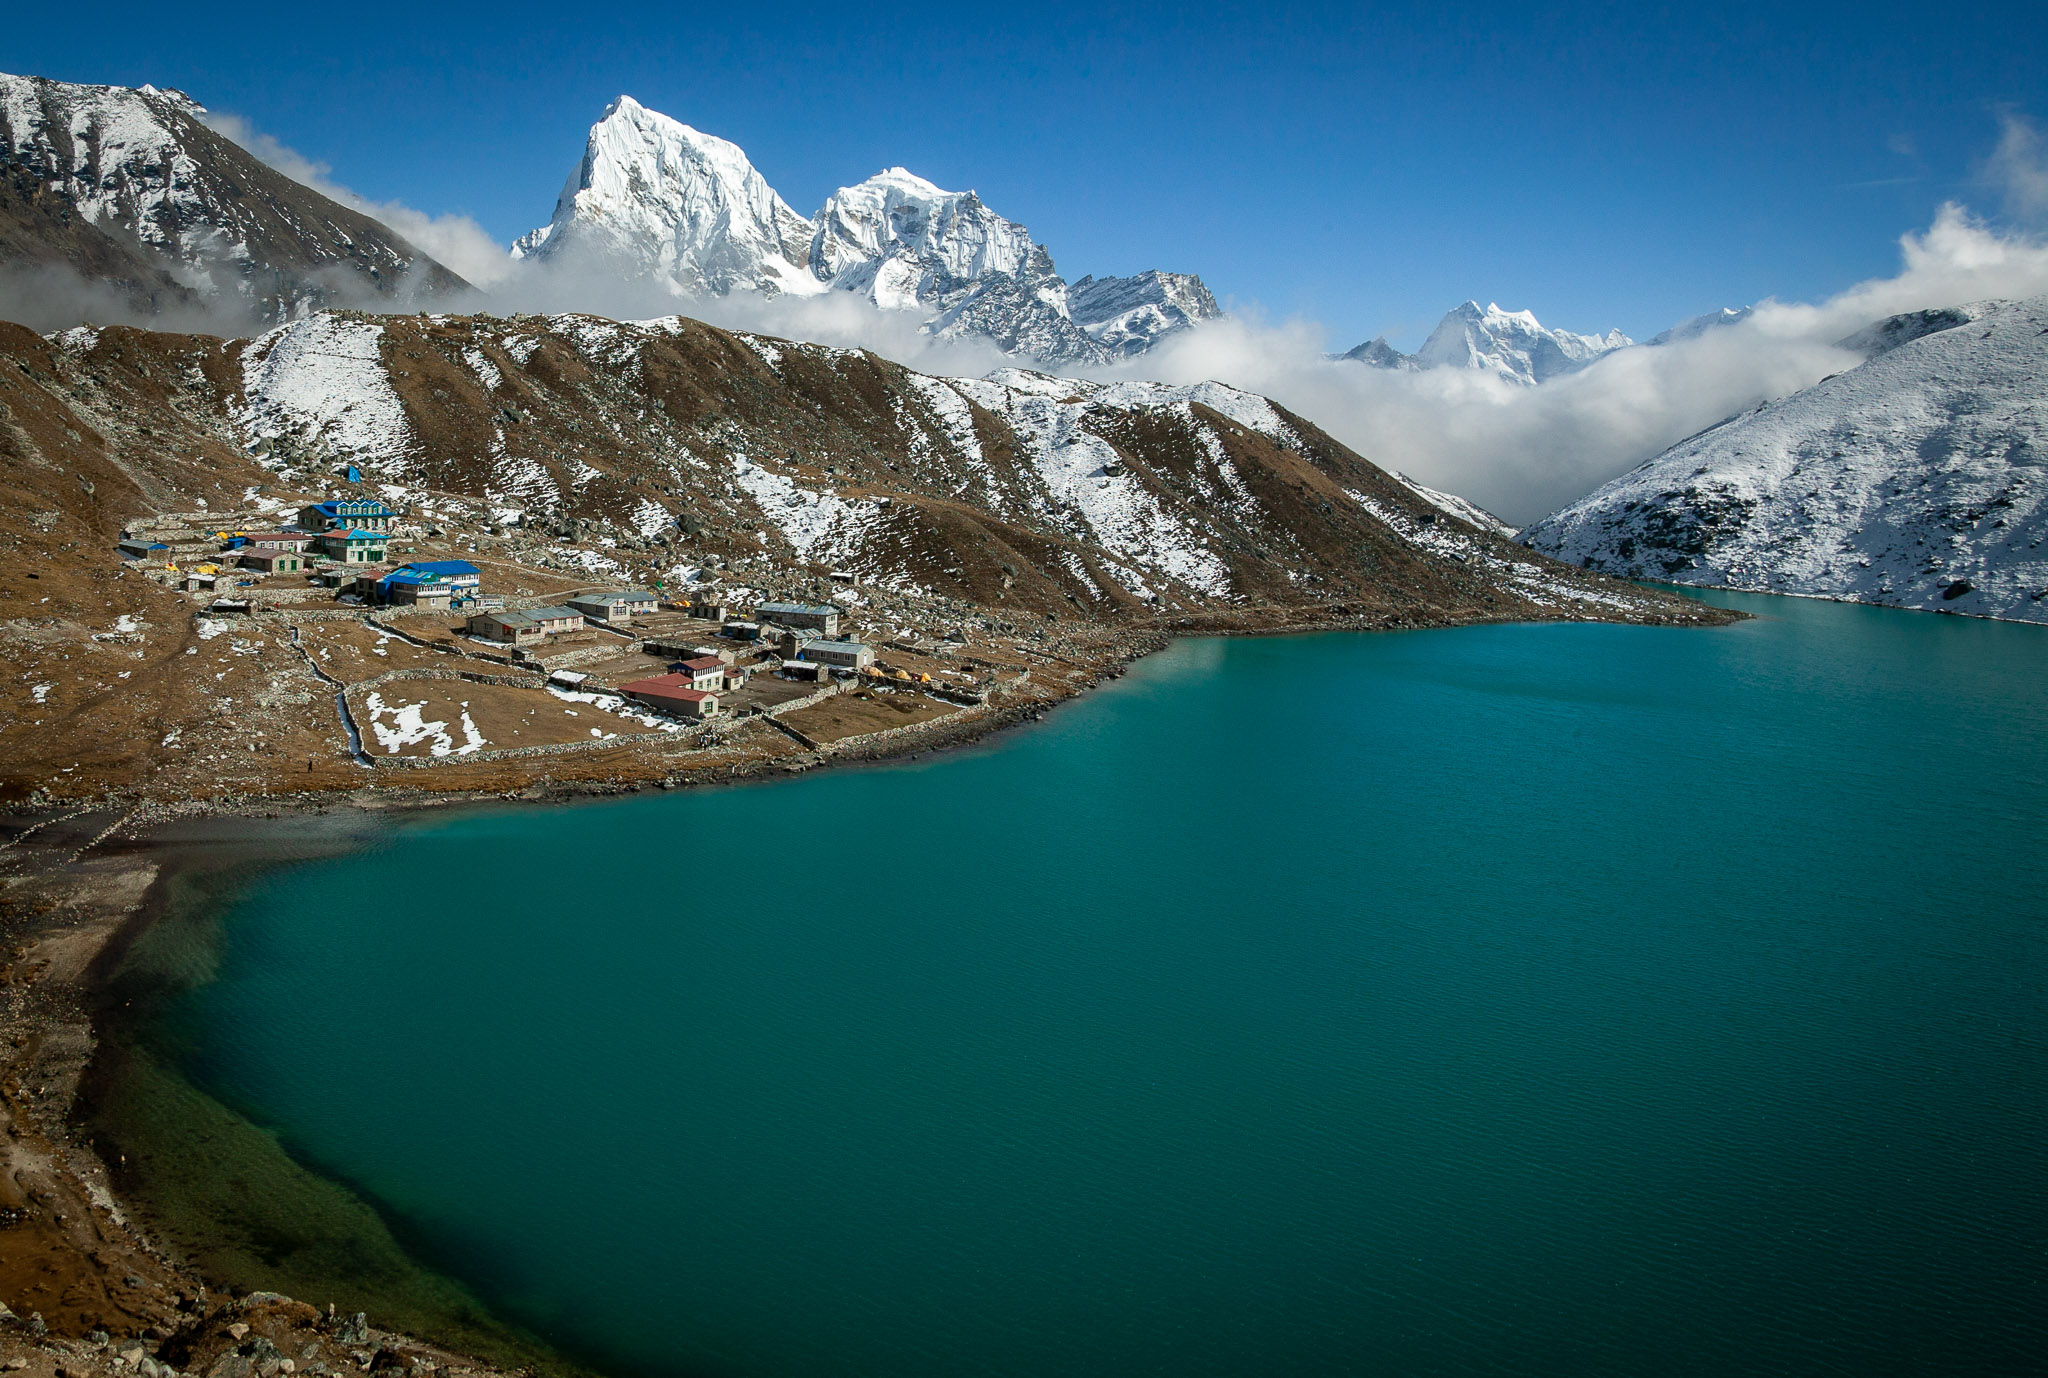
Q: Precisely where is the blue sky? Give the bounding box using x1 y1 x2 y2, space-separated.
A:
9 0 2045 348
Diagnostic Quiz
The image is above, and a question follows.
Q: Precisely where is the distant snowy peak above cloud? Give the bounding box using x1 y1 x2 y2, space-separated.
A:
1069 271 1221 358
510 95 819 298
1416 301 1632 385
1646 305 1752 346
810 167 1040 290
1345 301 1794 384
1344 300 1631 385
1341 337 1419 371
516 96 1219 365
805 165 1105 362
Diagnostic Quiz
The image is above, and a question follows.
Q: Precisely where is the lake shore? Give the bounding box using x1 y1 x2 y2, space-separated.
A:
0 597 1745 1378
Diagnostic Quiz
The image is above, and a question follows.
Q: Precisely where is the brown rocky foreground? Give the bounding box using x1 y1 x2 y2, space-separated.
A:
0 811 592 1378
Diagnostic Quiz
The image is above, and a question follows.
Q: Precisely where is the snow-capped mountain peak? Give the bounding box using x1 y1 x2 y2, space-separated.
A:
512 95 820 297
510 94 1219 365
810 167 1046 302
1646 305 1752 346
1342 299 1631 384
1414 300 1632 385
1068 271 1221 358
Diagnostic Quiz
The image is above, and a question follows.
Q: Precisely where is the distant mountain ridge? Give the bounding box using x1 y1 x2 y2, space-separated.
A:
1344 299 1772 386
0 70 468 323
512 96 1219 365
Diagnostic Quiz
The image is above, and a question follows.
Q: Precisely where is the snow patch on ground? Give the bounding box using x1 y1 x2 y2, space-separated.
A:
631 499 673 538
731 454 885 563
1396 473 1519 537
463 346 504 391
546 684 685 732
942 375 1232 595
1352 491 1634 611
237 315 413 472
361 692 486 756
737 334 784 368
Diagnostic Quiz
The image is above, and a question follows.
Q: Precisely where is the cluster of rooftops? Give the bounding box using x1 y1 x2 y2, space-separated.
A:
120 491 925 724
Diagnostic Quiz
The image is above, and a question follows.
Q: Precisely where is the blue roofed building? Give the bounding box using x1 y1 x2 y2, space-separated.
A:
298 497 397 533
371 569 453 607
394 560 481 590
370 560 482 606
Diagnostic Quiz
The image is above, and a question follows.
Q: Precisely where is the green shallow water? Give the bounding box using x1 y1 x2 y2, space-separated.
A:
162 592 2048 1377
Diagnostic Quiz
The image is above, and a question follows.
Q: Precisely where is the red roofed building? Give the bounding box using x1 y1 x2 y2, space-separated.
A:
674 655 725 690
618 674 721 720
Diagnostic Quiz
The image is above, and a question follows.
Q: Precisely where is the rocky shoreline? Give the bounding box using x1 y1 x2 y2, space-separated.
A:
0 601 1741 1378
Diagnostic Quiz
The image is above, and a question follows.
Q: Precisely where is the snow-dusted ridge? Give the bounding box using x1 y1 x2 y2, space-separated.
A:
223 309 1503 610
1521 298 2048 623
0 69 463 322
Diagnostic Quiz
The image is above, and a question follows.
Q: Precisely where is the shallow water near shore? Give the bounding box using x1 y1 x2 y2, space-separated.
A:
156 591 2048 1377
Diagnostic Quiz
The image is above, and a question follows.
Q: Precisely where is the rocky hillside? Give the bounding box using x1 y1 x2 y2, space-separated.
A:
514 96 1219 365
217 308 1690 619
0 306 1725 807
1521 298 2048 622
0 72 469 324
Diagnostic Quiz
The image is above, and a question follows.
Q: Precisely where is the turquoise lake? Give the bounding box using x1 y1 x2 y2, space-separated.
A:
167 591 2048 1376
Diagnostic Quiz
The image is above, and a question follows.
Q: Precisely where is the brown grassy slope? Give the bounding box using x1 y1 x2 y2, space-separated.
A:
0 323 356 804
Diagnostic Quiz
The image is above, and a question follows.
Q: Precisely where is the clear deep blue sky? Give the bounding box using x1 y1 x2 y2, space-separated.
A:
10 0 2045 347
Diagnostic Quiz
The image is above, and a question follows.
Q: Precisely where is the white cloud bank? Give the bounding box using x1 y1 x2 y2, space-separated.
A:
1097 203 2048 524
203 112 520 289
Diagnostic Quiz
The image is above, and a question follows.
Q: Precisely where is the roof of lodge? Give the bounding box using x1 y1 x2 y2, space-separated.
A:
619 674 716 701
570 589 657 605
402 560 479 577
317 528 385 540
677 656 723 671
757 601 839 617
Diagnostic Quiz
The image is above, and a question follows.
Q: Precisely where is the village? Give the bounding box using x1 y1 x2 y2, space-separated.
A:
94 479 1112 786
